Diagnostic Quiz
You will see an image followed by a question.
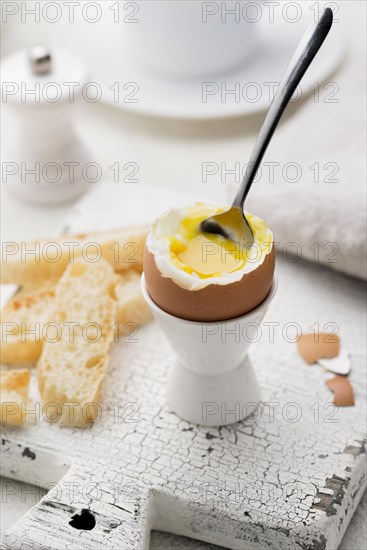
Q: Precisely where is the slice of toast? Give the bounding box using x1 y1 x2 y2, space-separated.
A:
1 272 151 365
115 271 151 335
37 257 117 427
0 369 30 425
1 288 55 365
1 226 147 286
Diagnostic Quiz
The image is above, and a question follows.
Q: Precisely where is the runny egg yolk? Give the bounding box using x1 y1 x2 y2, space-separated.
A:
168 203 272 279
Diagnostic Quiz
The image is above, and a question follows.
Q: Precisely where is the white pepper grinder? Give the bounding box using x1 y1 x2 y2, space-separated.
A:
2 45 91 205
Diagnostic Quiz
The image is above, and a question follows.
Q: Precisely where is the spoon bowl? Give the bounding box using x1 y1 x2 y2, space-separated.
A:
200 206 254 253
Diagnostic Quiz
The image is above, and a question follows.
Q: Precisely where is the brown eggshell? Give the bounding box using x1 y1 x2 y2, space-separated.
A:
325 375 355 407
297 333 340 365
144 245 275 322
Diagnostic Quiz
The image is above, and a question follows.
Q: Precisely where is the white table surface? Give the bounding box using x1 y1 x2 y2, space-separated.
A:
1 2 366 548
0 478 366 549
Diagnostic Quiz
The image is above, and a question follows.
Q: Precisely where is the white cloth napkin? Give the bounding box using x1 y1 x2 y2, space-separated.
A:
245 60 366 280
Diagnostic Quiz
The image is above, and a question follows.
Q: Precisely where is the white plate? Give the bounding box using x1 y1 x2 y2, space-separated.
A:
46 2 345 120
102 16 345 119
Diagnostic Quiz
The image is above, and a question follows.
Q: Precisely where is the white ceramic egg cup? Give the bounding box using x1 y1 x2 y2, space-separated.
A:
141 275 277 427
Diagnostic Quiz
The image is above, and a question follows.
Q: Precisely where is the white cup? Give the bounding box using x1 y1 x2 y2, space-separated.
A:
124 0 259 78
141 274 277 426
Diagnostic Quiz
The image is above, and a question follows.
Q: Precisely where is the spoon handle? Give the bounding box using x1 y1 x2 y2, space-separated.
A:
233 7 333 209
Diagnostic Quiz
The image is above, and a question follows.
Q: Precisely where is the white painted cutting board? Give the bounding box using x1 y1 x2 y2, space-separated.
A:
1 184 366 550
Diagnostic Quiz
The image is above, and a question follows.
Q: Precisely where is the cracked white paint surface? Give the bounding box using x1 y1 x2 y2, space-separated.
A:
1 188 366 550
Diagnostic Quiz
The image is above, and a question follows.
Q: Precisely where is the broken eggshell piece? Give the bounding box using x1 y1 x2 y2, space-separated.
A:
318 350 351 376
297 333 340 365
325 375 355 407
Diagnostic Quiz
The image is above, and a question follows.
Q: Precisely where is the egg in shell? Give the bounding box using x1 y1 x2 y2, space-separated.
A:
144 203 275 322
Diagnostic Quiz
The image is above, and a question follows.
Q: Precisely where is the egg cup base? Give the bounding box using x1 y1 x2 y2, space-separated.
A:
141 274 278 427
167 355 261 427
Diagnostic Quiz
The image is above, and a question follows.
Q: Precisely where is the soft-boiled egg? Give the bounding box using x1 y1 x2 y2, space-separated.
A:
144 203 275 322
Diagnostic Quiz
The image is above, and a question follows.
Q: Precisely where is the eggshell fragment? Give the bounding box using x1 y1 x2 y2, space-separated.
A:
143 246 275 322
318 350 351 375
325 375 355 407
297 333 340 365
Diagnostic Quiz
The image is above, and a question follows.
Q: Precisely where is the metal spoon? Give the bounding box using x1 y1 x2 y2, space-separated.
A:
200 8 334 250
